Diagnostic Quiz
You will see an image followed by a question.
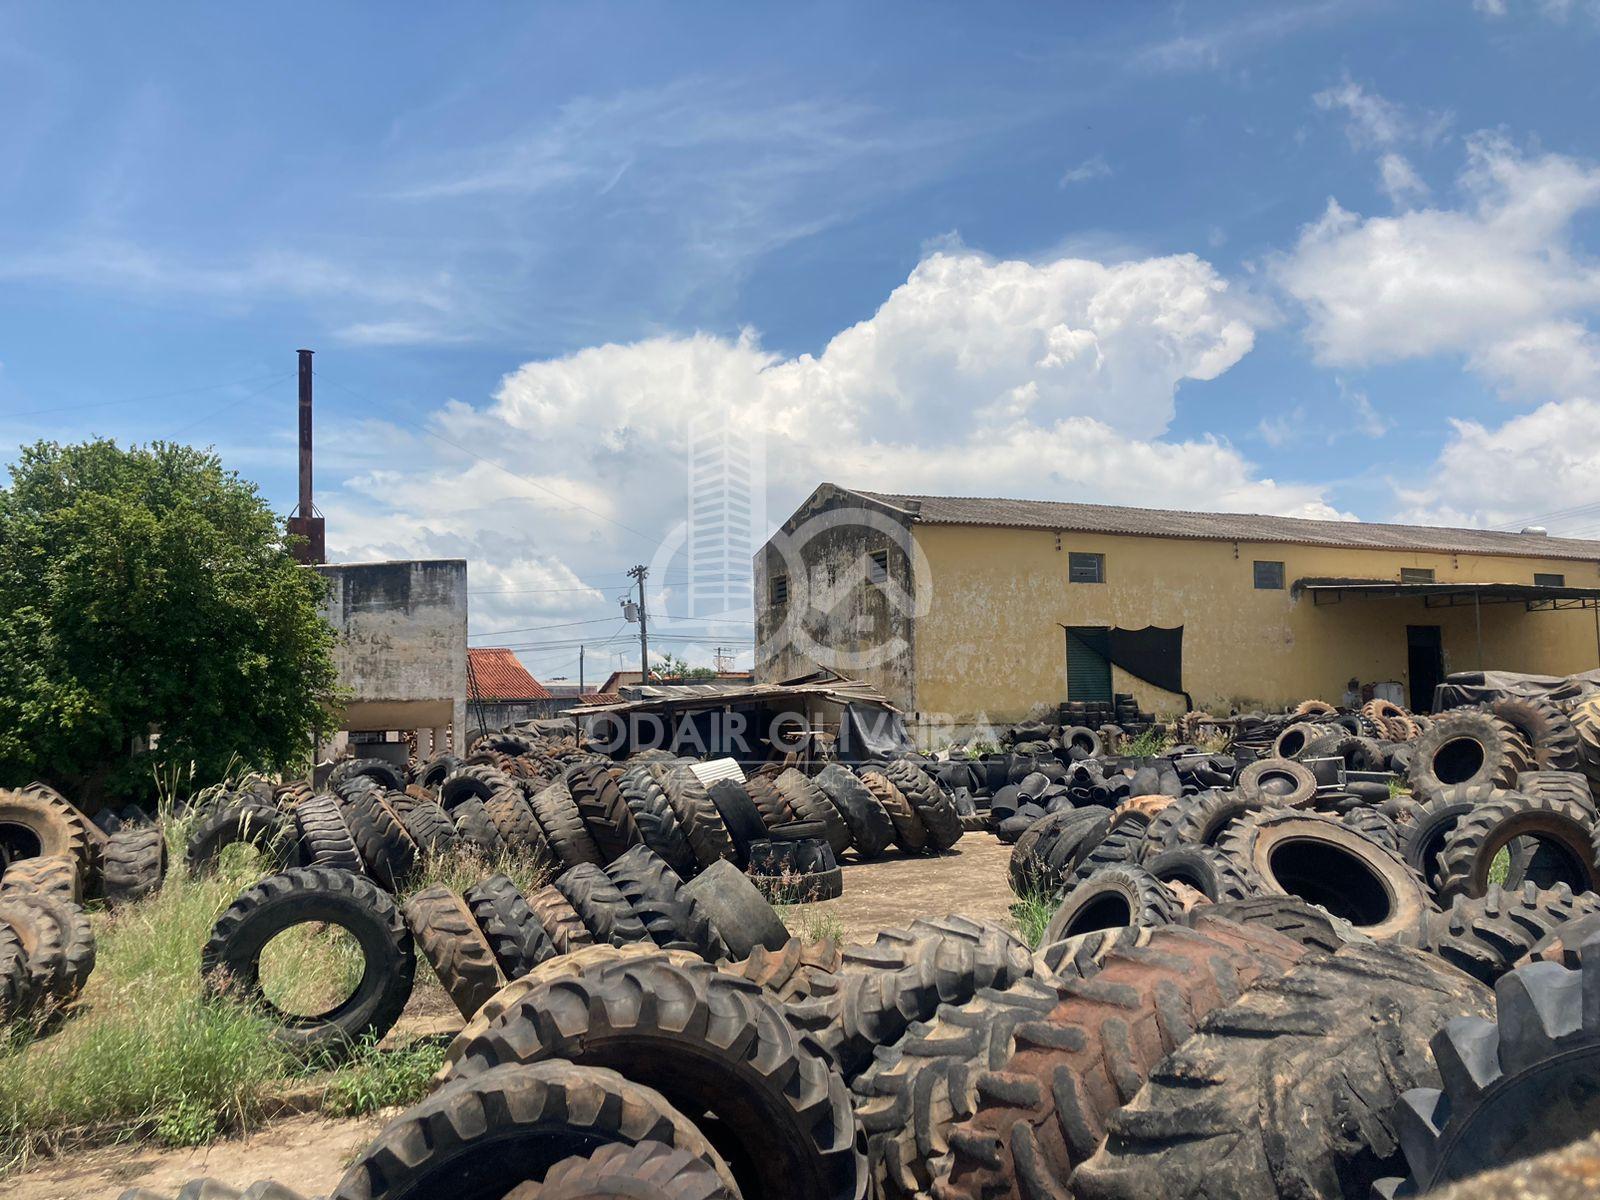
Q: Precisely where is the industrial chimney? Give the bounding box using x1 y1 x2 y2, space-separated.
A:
287 348 327 564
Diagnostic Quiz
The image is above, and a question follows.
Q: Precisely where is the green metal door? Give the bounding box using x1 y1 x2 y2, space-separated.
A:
1066 626 1113 702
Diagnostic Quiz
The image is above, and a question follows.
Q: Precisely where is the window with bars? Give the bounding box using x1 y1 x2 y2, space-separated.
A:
1401 567 1435 584
867 549 889 585
769 574 789 606
1253 560 1285 590
1068 552 1105 584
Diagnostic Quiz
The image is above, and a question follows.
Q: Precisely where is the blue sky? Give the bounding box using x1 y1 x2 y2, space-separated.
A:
4 1 1600 680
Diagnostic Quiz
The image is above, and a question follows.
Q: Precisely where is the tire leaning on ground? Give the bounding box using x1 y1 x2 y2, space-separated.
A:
293 793 363 874
565 764 642 862
99 825 168 906
1219 808 1431 944
527 779 605 869
403 884 505 1020
654 765 738 871
882 760 963 850
1041 863 1180 944
0 852 83 903
1408 709 1533 795
524 883 595 955
773 768 852 859
388 795 459 858
1069 942 1494 1200
858 768 928 852
340 789 418 892
704 779 770 867
202 867 415 1055
603 844 727 960
1236 757 1317 807
1433 789 1600 900
616 766 699 879
553 863 651 948
464 874 557 979
815 764 895 861
679 858 789 958
332 1061 740 1200
185 798 293 876
0 788 92 874
442 956 864 1200
539 1140 735 1200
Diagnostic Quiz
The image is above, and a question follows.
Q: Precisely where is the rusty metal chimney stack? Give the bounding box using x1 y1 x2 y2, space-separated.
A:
287 348 327 564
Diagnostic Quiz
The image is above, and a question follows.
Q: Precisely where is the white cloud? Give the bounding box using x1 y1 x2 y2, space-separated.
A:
1276 133 1600 396
327 247 1342 665
1378 152 1430 205
1060 155 1112 187
1312 78 1450 149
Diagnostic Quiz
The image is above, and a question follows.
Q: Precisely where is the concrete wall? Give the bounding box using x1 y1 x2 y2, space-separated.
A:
909 525 1600 728
316 559 468 740
754 485 919 709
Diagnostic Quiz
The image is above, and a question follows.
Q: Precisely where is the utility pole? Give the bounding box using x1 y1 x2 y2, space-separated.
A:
627 564 650 681
578 645 585 694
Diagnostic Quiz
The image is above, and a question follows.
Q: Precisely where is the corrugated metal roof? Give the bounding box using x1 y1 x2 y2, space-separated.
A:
850 489 1600 562
467 648 551 701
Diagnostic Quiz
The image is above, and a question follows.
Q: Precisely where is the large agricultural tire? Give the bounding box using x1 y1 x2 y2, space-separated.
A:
859 768 928 852
1189 894 1352 954
448 797 505 857
553 863 650 947
330 757 405 793
1069 941 1493 1200
616 767 698 879
1219 808 1431 944
566 765 641 861
1272 722 1340 760
1144 844 1257 903
815 764 894 861
852 977 1064 1199
186 799 292 876
1425 881 1600 984
0 788 92 874
0 920 35 1023
1409 710 1533 796
1516 768 1596 811
1395 784 1495 890
1434 790 1599 899
773 768 852 858
481 787 553 861
464 874 557 979
100 826 168 906
1034 926 1153 984
202 867 414 1055
787 915 1034 1083
403 884 505 1020
539 1140 735 1200
1041 864 1179 944
0 893 66 1010
704 779 766 867
341 790 417 892
438 957 864 1200
603 845 726 960
439 764 519 812
528 780 605 869
744 774 798 831
1488 695 1582 772
293 793 363 874
883 760 963 850
936 917 1309 1200
417 753 463 789
654 765 738 870
1375 946 1600 1194
1237 757 1318 806
1065 819 1148 885
1 853 82 903
1159 788 1265 848
525 883 596 955
678 859 788 958
1009 809 1096 897
332 1061 739 1200
387 795 458 858
2 891 94 1001
726 936 843 1004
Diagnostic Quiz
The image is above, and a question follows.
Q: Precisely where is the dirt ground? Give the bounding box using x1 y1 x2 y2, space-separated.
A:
5 831 1017 1198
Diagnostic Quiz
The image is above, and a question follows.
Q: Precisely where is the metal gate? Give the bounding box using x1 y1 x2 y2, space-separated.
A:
1065 626 1113 702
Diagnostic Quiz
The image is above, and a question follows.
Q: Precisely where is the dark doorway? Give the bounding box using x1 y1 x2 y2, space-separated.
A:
1066 626 1113 702
1407 625 1444 713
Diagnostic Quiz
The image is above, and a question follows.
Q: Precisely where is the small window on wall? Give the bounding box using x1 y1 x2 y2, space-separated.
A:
769 574 789 606
1069 552 1105 584
867 549 889 585
1535 572 1566 588
1401 567 1435 584
1253 560 1285 590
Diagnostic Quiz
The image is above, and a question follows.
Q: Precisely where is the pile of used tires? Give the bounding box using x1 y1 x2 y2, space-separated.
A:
0 781 158 1024
192 739 965 1054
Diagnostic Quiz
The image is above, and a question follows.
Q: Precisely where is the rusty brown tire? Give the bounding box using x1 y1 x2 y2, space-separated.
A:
540 1140 737 1199
1040 864 1180 944
403 884 504 1020
441 955 863 1200
745 774 798 831
0 893 66 1012
526 883 596 955
566 764 642 862
1409 710 1533 796
1236 757 1317 806
934 916 1309 1200
0 890 93 1003
0 853 83 904
528 779 605 869
726 936 843 1004
859 769 927 852
203 867 414 1055
1219 808 1431 944
1070 942 1493 1200
333 1061 739 1200
653 764 738 871
883 760 963 851
0 789 92 875
1435 790 1600 900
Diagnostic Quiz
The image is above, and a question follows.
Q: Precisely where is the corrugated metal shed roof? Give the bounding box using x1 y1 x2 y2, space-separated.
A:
468 648 551 701
849 489 1600 562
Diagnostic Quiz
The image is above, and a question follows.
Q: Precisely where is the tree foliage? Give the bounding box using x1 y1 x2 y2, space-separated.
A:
0 439 340 801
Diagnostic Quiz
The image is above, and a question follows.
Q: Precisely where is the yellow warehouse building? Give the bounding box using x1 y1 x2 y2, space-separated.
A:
754 485 1600 744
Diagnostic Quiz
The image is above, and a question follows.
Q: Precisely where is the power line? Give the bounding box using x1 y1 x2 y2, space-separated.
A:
469 615 627 639
170 372 298 439
1 370 299 421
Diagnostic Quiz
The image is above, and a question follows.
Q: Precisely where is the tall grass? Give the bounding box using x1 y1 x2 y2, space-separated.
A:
1009 891 1056 948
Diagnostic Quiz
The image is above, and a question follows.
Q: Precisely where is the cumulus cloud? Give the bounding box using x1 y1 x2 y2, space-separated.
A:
325 247 1342 668
1312 77 1451 150
1276 133 1600 396
1378 153 1430 205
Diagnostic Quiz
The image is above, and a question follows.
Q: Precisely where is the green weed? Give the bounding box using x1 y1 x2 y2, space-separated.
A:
1009 891 1057 949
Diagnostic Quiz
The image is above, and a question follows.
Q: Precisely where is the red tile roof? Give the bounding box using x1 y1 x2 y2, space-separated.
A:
468 647 551 701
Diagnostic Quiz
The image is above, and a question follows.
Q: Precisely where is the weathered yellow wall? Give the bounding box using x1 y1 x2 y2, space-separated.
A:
909 525 1600 723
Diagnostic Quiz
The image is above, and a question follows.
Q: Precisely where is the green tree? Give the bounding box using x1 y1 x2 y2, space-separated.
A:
653 653 717 682
0 439 341 801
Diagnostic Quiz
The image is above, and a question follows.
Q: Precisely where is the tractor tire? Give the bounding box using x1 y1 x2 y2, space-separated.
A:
100 826 168 906
1425 881 1600 984
1409 710 1533 796
403 884 504 1020
329 758 405 793
528 780 605 868
1237 757 1318 806
464 874 557 979
616 767 697 879
553 863 650 948
653 765 737 870
0 853 82 904
679 859 788 958
526 884 595 955
293 793 363 874
1488 695 1582 772
773 769 852 858
745 774 798 831
1041 864 1180 944
1144 844 1257 903
603 845 726 959
815 764 894 861
448 798 505 857
0 788 92 875
883 760 963 850
481 787 553 861
566 765 641 862
1196 894 1352 954
704 779 766 867
439 765 519 812
1435 789 1599 899
186 799 292 876
859 769 927 852
1160 788 1266 848
341 789 417 891
203 867 414 1054
540 1140 736 1200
